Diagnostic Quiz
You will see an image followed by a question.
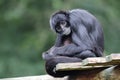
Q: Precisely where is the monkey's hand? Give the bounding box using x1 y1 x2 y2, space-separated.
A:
42 46 57 60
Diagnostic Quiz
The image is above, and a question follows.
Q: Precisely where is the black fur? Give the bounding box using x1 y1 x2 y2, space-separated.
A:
42 9 104 77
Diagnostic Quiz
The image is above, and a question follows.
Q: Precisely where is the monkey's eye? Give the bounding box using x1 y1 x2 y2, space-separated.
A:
60 21 67 26
55 26 62 32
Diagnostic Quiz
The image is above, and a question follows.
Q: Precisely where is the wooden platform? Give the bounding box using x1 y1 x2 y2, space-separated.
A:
0 53 120 80
55 54 120 71
55 53 120 80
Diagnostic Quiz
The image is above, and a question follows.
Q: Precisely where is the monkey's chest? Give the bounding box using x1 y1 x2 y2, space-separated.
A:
62 37 72 45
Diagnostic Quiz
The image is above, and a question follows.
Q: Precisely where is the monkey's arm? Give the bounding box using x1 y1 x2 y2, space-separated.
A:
42 34 63 60
44 54 82 77
42 46 57 60
52 43 84 56
54 34 63 47
42 46 82 77
52 32 95 57
42 45 80 60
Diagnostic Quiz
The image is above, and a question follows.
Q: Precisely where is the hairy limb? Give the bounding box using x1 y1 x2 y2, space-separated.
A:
42 46 56 60
52 43 93 57
43 46 82 77
42 45 82 60
45 56 82 77
55 34 63 47
74 50 96 59
52 44 79 56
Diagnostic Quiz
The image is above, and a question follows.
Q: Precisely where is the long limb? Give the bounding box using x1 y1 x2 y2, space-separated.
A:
45 56 82 77
71 25 103 57
43 45 96 60
43 48 82 77
74 50 96 59
42 46 56 60
54 34 63 47
52 31 95 57
43 31 92 57
43 38 95 78
51 43 93 57
43 46 96 77
52 43 84 56
42 34 63 60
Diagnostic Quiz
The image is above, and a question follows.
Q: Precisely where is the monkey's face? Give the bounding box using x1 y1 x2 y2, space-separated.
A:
50 13 71 35
55 20 71 35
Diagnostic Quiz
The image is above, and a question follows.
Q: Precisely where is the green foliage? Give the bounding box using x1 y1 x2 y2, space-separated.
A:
0 0 120 78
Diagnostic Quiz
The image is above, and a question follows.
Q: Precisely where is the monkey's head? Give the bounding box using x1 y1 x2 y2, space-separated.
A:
50 11 71 36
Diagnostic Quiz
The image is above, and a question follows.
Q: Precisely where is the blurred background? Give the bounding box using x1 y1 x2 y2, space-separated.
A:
0 0 120 78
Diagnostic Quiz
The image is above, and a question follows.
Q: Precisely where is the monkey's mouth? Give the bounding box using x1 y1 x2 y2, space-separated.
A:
62 27 71 35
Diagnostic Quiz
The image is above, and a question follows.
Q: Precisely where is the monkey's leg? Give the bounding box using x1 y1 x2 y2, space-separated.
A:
45 56 82 77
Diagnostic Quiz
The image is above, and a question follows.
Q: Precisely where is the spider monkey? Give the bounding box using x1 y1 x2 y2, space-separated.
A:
42 9 104 77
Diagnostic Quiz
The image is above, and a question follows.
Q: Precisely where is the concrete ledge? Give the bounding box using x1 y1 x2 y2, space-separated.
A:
0 75 68 80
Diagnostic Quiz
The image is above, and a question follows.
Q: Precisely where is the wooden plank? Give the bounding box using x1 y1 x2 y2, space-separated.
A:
106 53 120 62
56 62 110 71
56 54 120 71
82 54 120 66
82 57 107 66
104 54 120 66
69 65 120 80
106 54 120 65
56 62 82 71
